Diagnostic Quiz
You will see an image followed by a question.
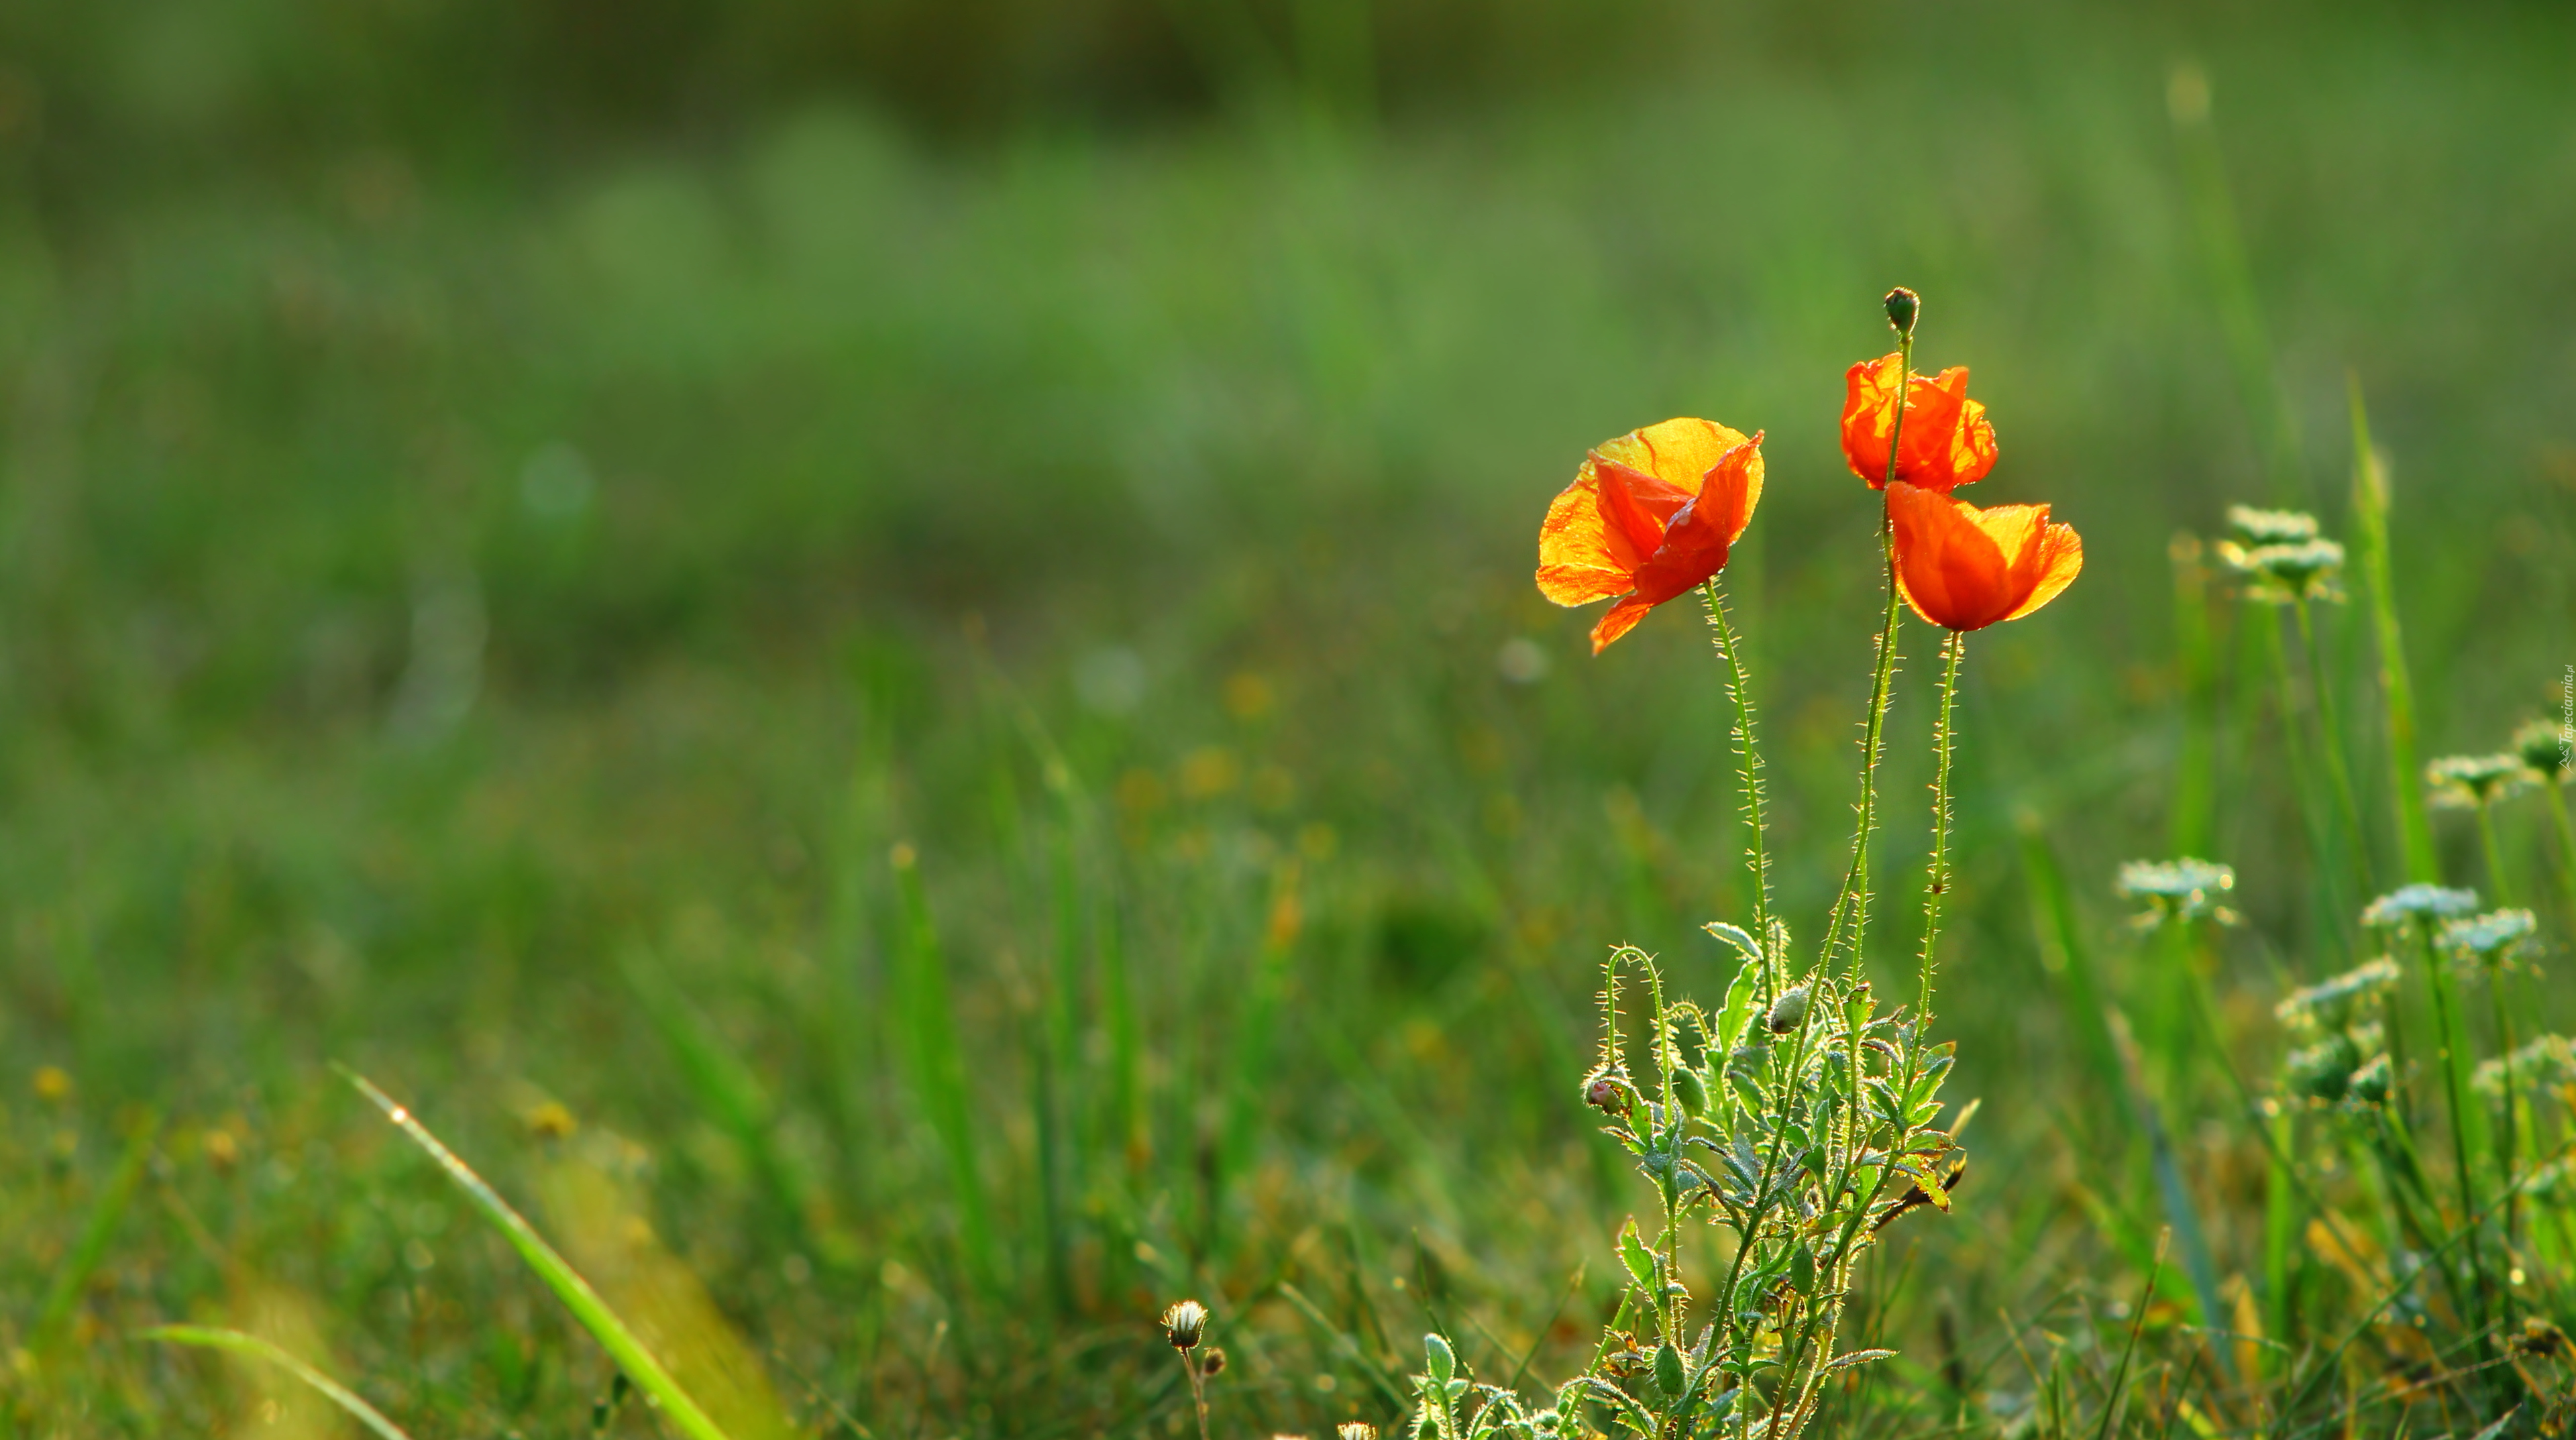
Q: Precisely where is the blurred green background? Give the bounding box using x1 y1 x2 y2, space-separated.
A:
3 0 2573 1433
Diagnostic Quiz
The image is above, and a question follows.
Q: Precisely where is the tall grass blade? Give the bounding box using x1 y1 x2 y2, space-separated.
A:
339 1069 737 1440
623 956 809 1227
141 1325 413 1440
2169 61 2308 505
33 1107 160 1353
1218 863 1302 1220
2167 536 2220 860
888 843 1001 1295
2016 820 2123 1123
2347 380 2438 884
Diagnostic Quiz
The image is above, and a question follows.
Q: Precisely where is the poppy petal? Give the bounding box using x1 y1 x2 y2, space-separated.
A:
1626 435 1765 605
1590 594 1657 653
2002 518 2084 621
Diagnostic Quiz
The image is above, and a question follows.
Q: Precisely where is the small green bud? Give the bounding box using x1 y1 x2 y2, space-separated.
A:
1884 287 1920 339
1672 1066 1710 1118
2349 1054 2392 1107
1790 1245 1818 1296
1766 985 1810 1035
1654 1341 1686 1396
1424 1333 1456 1385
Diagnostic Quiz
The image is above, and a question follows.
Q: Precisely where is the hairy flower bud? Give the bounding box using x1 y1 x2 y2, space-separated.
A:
1672 1066 1710 1118
1767 985 1811 1034
1884 287 1920 339
1161 1298 1208 1351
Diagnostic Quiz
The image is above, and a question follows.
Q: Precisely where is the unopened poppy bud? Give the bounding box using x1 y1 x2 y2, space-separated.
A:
1161 1298 1208 1350
1199 1347 1227 1376
1672 1066 1709 1117
1654 1341 1685 1396
1767 985 1811 1034
1790 1243 1818 1295
1884 288 1919 338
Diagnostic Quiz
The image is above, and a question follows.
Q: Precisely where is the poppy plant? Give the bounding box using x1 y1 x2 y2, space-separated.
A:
1886 480 2082 631
1841 353 1998 492
1536 418 1764 653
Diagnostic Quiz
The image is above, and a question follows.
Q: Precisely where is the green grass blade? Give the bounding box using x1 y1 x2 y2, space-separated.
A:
141 1325 415 1440
34 1107 160 1353
622 956 809 1227
338 1068 736 1440
2347 380 2438 884
888 844 1000 1294
2015 820 2123 1124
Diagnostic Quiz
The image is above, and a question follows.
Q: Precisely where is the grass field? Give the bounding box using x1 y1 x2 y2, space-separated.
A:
4 3 2575 1435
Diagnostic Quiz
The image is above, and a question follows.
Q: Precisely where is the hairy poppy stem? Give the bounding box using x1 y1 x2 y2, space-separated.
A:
1701 579 1776 999
1917 631 1964 1019
1823 325 1913 981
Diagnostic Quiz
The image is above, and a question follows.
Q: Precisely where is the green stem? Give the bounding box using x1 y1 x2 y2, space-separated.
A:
1823 329 1913 982
2260 608 2347 962
2415 918 2493 1364
2293 596 2373 900
2348 382 2438 884
1917 631 1964 1019
1703 580 1777 1001
2486 962 2518 1300
2473 801 2516 908
2547 782 2576 929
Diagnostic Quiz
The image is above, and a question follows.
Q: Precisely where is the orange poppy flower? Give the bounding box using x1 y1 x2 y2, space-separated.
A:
1841 353 1998 492
1537 419 1764 653
1886 480 2082 632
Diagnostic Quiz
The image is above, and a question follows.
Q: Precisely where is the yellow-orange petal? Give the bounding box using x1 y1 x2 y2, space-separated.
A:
1887 482 2082 632
1537 417 1752 607
2002 515 2083 621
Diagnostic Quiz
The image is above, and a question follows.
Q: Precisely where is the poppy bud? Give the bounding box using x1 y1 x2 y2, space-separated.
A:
1654 1341 1685 1396
1584 1070 1630 1115
1790 1244 1818 1295
1767 985 1811 1034
1161 1298 1208 1350
1884 288 1920 339
1672 1066 1709 1117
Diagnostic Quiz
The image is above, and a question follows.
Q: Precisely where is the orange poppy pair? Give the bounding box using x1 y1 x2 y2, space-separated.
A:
1536 351 2080 646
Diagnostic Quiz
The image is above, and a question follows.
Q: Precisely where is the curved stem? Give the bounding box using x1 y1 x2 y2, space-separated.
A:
1703 579 1776 999
1917 631 1965 1019
1821 330 1914 983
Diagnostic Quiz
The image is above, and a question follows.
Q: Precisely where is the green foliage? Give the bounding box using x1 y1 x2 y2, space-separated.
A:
3 5 2575 1439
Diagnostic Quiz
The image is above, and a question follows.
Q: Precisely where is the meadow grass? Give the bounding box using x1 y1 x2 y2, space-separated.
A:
3 3 2575 1435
